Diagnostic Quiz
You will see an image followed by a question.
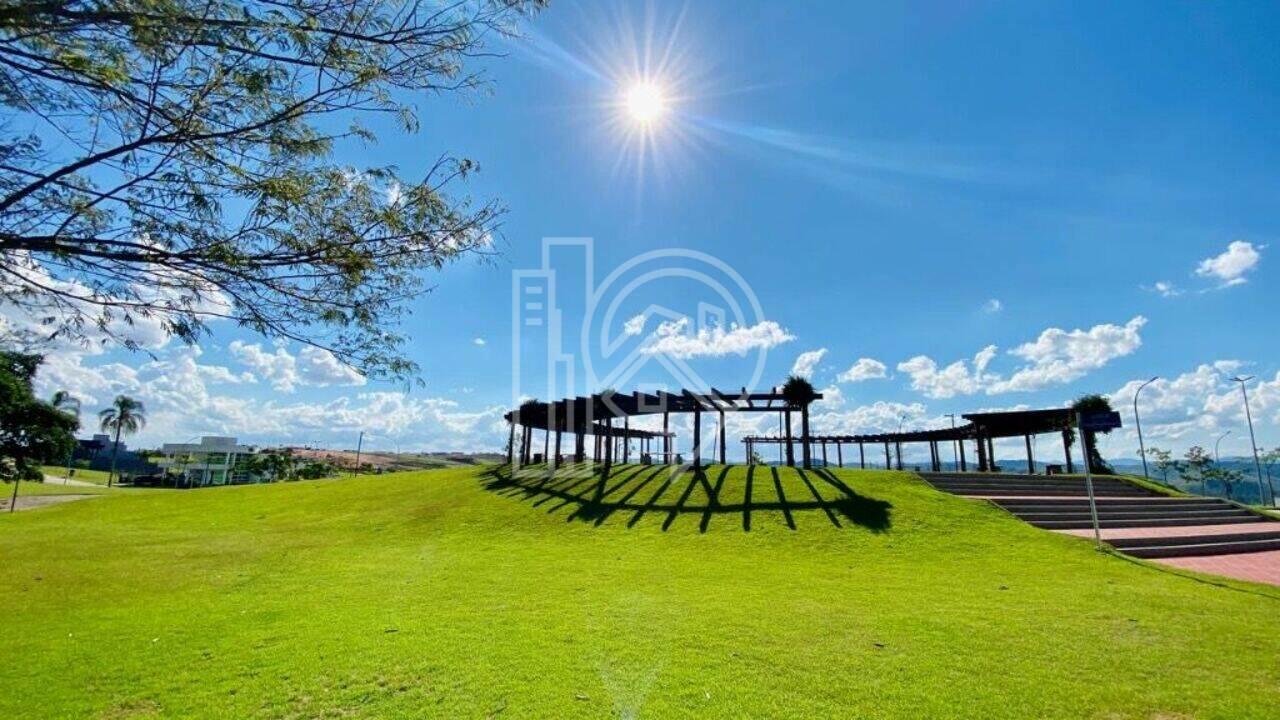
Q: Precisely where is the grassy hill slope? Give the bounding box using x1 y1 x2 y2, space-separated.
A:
1 464 1277 719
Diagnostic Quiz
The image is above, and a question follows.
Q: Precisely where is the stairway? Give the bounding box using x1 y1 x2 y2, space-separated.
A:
923 473 1280 559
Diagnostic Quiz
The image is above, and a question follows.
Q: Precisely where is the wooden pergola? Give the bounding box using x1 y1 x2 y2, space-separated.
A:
743 408 1100 474
503 387 824 470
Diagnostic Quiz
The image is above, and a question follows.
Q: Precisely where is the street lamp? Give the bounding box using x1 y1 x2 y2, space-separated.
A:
1230 375 1270 505
1133 376 1158 480
1214 430 1232 463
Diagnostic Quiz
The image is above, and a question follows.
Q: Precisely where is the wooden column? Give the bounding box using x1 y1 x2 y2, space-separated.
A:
859 441 865 469
553 430 562 469
837 442 844 468
975 435 987 472
692 411 702 469
784 411 795 467
884 442 891 469
543 428 549 465
821 441 828 467
663 411 671 464
604 418 613 466
801 405 812 469
987 436 996 470
958 436 967 471
623 418 630 463
506 421 515 465
1062 427 1074 474
1025 434 1034 474
719 410 727 465
895 442 903 470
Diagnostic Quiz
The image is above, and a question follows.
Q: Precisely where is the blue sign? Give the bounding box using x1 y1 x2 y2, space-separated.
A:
1078 411 1122 432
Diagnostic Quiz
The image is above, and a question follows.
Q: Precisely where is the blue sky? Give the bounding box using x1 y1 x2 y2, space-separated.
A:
22 1 1280 463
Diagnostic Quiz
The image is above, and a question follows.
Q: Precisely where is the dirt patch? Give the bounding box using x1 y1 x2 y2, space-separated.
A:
1 494 102 512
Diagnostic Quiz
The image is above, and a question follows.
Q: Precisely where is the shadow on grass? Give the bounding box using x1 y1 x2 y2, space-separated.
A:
481 463 892 534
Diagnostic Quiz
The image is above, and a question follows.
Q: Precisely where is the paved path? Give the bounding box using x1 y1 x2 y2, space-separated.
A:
1156 550 1280 586
42 473 101 488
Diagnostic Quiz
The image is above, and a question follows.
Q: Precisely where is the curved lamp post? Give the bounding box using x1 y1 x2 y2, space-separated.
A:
1134 376 1158 480
1230 375 1270 505
1215 429 1232 463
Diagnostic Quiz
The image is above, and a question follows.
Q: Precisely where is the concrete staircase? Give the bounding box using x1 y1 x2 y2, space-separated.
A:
923 472 1280 559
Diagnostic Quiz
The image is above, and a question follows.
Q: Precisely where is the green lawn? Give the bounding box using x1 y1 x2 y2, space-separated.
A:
1 464 1277 718
6 479 119 496
39 464 114 484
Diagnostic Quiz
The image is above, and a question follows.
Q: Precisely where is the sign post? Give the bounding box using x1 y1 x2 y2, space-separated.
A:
1076 410 1122 550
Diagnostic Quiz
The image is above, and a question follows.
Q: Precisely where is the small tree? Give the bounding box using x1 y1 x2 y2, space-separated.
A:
1147 447 1176 486
1183 446 1212 496
98 396 146 487
1070 394 1116 474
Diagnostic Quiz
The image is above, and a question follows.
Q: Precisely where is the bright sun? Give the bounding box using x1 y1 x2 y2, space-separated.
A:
622 81 668 125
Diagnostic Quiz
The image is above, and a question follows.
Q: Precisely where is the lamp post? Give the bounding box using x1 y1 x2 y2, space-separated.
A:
1230 376 1270 505
1214 430 1232 463
1134 376 1158 480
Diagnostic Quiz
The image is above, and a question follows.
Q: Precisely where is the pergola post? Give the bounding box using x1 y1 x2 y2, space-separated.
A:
719 410 727 465
884 442 891 469
506 420 515 465
987 436 996 470
623 418 630 463
958 436 967 471
553 429 562 469
1025 434 1034 474
604 418 613 466
821 441 828 467
895 442 903 470
784 411 795 467
663 411 671 464
837 442 844 468
543 428 549 465
975 434 988 472
801 405 812 469
859 442 865 469
1062 427 1074 474
692 411 702 469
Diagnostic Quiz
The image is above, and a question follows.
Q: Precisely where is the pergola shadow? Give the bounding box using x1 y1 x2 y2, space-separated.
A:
480 463 892 534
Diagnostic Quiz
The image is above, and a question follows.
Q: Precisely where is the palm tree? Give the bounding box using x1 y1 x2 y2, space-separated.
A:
782 375 818 469
99 395 146 487
50 391 81 481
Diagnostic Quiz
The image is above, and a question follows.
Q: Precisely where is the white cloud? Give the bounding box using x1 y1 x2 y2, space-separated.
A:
895 316 1146 398
641 318 794 359
990 316 1146 393
1144 281 1181 298
473 337 487 346
230 341 364 392
837 357 888 383
790 348 827 378
622 314 646 337
1196 240 1262 287
897 345 997 399
810 400 930 436
814 384 844 410
983 298 1003 313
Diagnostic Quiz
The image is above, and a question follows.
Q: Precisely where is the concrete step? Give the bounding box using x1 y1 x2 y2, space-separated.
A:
1110 530 1280 550
1018 509 1254 522
942 487 1156 497
1123 537 1280 559
994 500 1228 512
1030 515 1264 530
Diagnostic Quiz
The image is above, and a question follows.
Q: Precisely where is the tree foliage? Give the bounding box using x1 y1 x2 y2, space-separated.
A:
0 0 542 380
0 350 78 477
1069 393 1115 474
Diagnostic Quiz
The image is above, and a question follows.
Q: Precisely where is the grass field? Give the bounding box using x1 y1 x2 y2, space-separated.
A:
2 464 1278 718
39 464 114 484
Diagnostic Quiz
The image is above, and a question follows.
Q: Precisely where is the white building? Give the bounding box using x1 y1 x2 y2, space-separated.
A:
156 436 257 487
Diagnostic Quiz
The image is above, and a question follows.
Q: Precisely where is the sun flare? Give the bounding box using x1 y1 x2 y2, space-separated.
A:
622 81 669 126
